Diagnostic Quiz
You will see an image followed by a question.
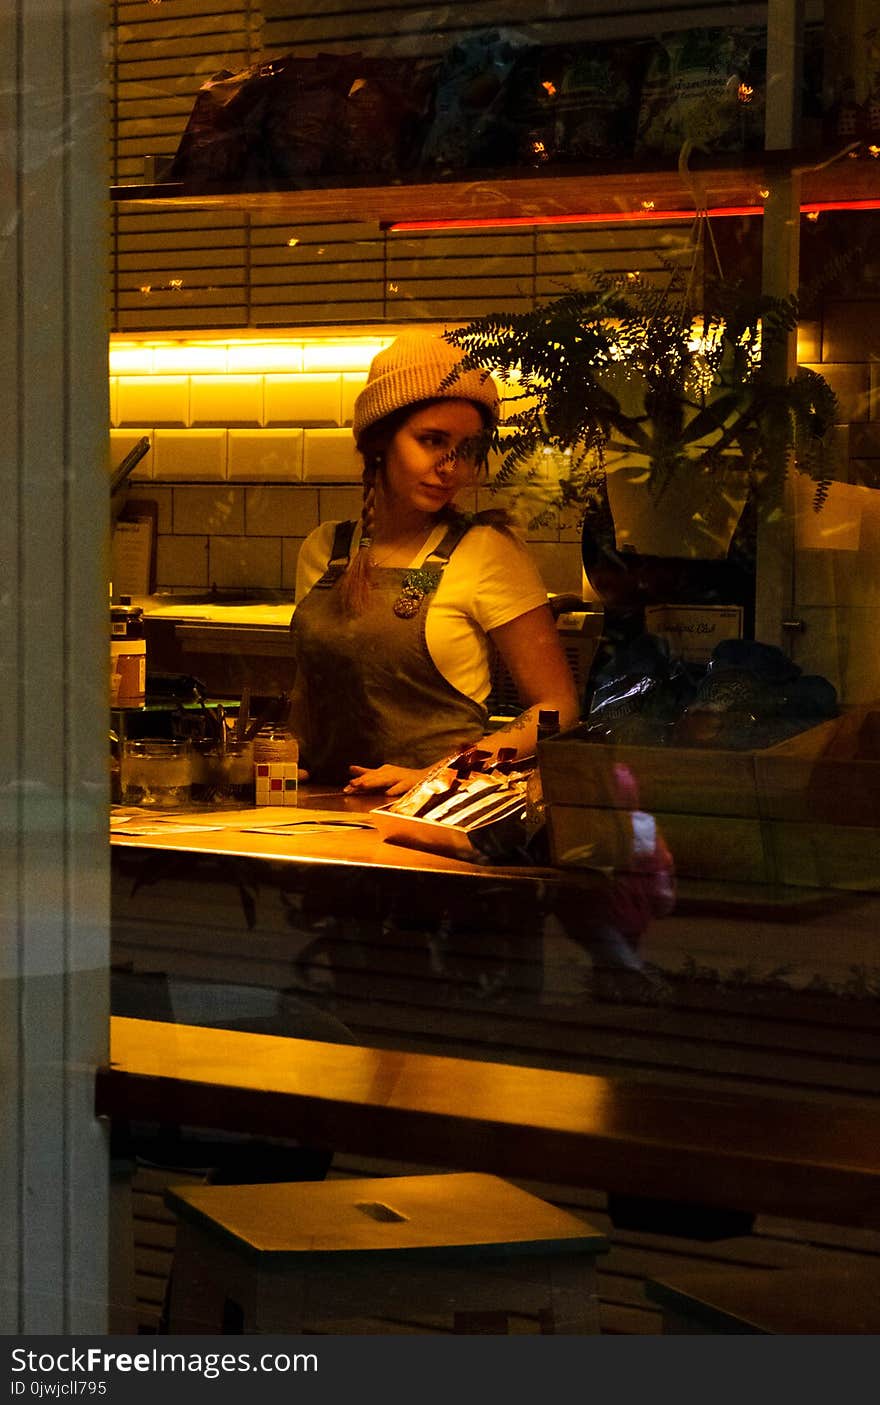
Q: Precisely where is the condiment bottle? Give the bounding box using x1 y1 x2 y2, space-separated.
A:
110 595 146 707
537 708 560 742
526 709 560 832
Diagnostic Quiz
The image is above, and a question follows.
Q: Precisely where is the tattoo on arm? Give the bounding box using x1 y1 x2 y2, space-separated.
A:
504 710 535 733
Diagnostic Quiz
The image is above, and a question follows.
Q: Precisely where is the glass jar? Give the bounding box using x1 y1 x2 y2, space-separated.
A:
122 739 192 809
211 739 256 806
253 726 299 768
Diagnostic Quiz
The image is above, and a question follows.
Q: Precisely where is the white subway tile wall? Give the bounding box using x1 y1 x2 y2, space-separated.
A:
302 428 359 481
153 428 227 482
190 375 263 427
110 428 154 481
156 534 209 589
109 333 588 596
228 429 304 482
210 535 283 590
264 373 343 426
173 486 245 536
317 486 369 522
117 376 189 427
245 485 321 538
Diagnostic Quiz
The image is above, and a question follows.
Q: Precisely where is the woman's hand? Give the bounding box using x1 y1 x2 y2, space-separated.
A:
344 764 429 796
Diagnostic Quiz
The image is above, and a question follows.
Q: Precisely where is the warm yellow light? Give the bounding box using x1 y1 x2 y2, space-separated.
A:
154 345 227 373
228 343 303 372
302 338 391 371
109 345 154 374
641 200 655 211
109 333 397 378
737 83 754 103
758 188 770 200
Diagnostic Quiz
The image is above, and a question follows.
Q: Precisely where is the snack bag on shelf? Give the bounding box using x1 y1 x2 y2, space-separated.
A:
634 26 766 157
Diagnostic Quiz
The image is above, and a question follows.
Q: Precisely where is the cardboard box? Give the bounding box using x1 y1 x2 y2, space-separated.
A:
539 712 880 890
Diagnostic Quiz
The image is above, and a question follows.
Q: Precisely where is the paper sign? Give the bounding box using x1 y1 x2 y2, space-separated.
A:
111 516 154 596
645 603 743 664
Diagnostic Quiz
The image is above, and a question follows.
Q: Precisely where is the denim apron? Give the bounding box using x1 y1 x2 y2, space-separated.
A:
289 519 487 784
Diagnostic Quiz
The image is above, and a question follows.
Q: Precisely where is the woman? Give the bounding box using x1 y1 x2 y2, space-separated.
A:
290 332 579 794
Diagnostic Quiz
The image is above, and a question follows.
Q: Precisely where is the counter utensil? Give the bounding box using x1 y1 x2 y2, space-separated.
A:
235 685 250 742
243 693 285 742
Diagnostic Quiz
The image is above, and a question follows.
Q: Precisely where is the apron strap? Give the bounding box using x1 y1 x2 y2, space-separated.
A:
314 515 470 588
423 517 471 567
314 520 357 587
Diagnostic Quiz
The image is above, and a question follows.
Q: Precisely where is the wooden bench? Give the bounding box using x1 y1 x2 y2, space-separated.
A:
97 1016 880 1234
644 1263 880 1334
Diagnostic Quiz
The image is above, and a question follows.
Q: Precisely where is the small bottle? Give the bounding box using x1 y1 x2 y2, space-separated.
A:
526 710 560 833
110 595 146 707
537 708 560 742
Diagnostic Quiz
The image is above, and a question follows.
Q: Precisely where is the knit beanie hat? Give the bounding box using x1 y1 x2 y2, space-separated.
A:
352 333 500 445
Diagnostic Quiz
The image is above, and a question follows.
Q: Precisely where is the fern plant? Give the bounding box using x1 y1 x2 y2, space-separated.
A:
444 266 840 546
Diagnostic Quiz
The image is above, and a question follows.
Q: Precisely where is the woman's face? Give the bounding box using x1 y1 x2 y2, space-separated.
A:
380 399 486 520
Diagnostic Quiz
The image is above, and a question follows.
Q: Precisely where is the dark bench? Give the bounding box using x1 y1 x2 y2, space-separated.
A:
96 1016 880 1237
645 1263 880 1334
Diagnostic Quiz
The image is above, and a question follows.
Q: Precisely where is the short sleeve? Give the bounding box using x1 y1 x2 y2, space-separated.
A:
295 521 339 600
460 525 550 632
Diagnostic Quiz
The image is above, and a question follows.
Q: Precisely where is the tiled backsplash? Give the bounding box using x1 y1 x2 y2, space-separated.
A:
109 331 585 596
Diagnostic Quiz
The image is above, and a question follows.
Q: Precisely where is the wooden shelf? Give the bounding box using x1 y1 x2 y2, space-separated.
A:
110 149 880 226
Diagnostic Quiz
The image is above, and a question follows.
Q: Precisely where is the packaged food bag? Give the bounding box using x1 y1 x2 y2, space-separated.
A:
419 27 533 170
552 40 655 162
635 26 766 157
168 63 276 183
335 55 441 176
262 53 364 179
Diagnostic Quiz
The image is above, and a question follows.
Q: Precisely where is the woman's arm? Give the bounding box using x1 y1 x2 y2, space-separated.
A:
480 603 580 758
343 604 580 793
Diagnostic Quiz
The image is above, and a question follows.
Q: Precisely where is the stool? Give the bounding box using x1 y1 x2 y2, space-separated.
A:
645 1264 880 1335
164 1171 608 1334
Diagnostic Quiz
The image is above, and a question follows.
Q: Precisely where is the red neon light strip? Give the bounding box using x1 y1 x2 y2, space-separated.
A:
388 197 880 233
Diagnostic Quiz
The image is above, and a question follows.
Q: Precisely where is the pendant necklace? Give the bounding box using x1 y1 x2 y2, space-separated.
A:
369 524 432 569
367 524 440 618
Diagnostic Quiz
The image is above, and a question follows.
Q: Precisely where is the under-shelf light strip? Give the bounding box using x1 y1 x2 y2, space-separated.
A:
387 198 880 233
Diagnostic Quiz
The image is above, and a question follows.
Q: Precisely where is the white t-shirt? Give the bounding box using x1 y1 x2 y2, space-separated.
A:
294 520 550 704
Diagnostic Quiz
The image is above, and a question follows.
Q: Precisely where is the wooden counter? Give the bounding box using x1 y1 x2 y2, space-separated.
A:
110 787 880 1109
110 786 556 886
109 791 880 1337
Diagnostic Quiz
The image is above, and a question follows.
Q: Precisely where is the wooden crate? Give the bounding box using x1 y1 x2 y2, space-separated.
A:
539 712 880 890
756 710 880 891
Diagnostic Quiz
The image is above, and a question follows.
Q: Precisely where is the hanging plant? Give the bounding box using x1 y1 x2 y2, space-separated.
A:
443 249 841 558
